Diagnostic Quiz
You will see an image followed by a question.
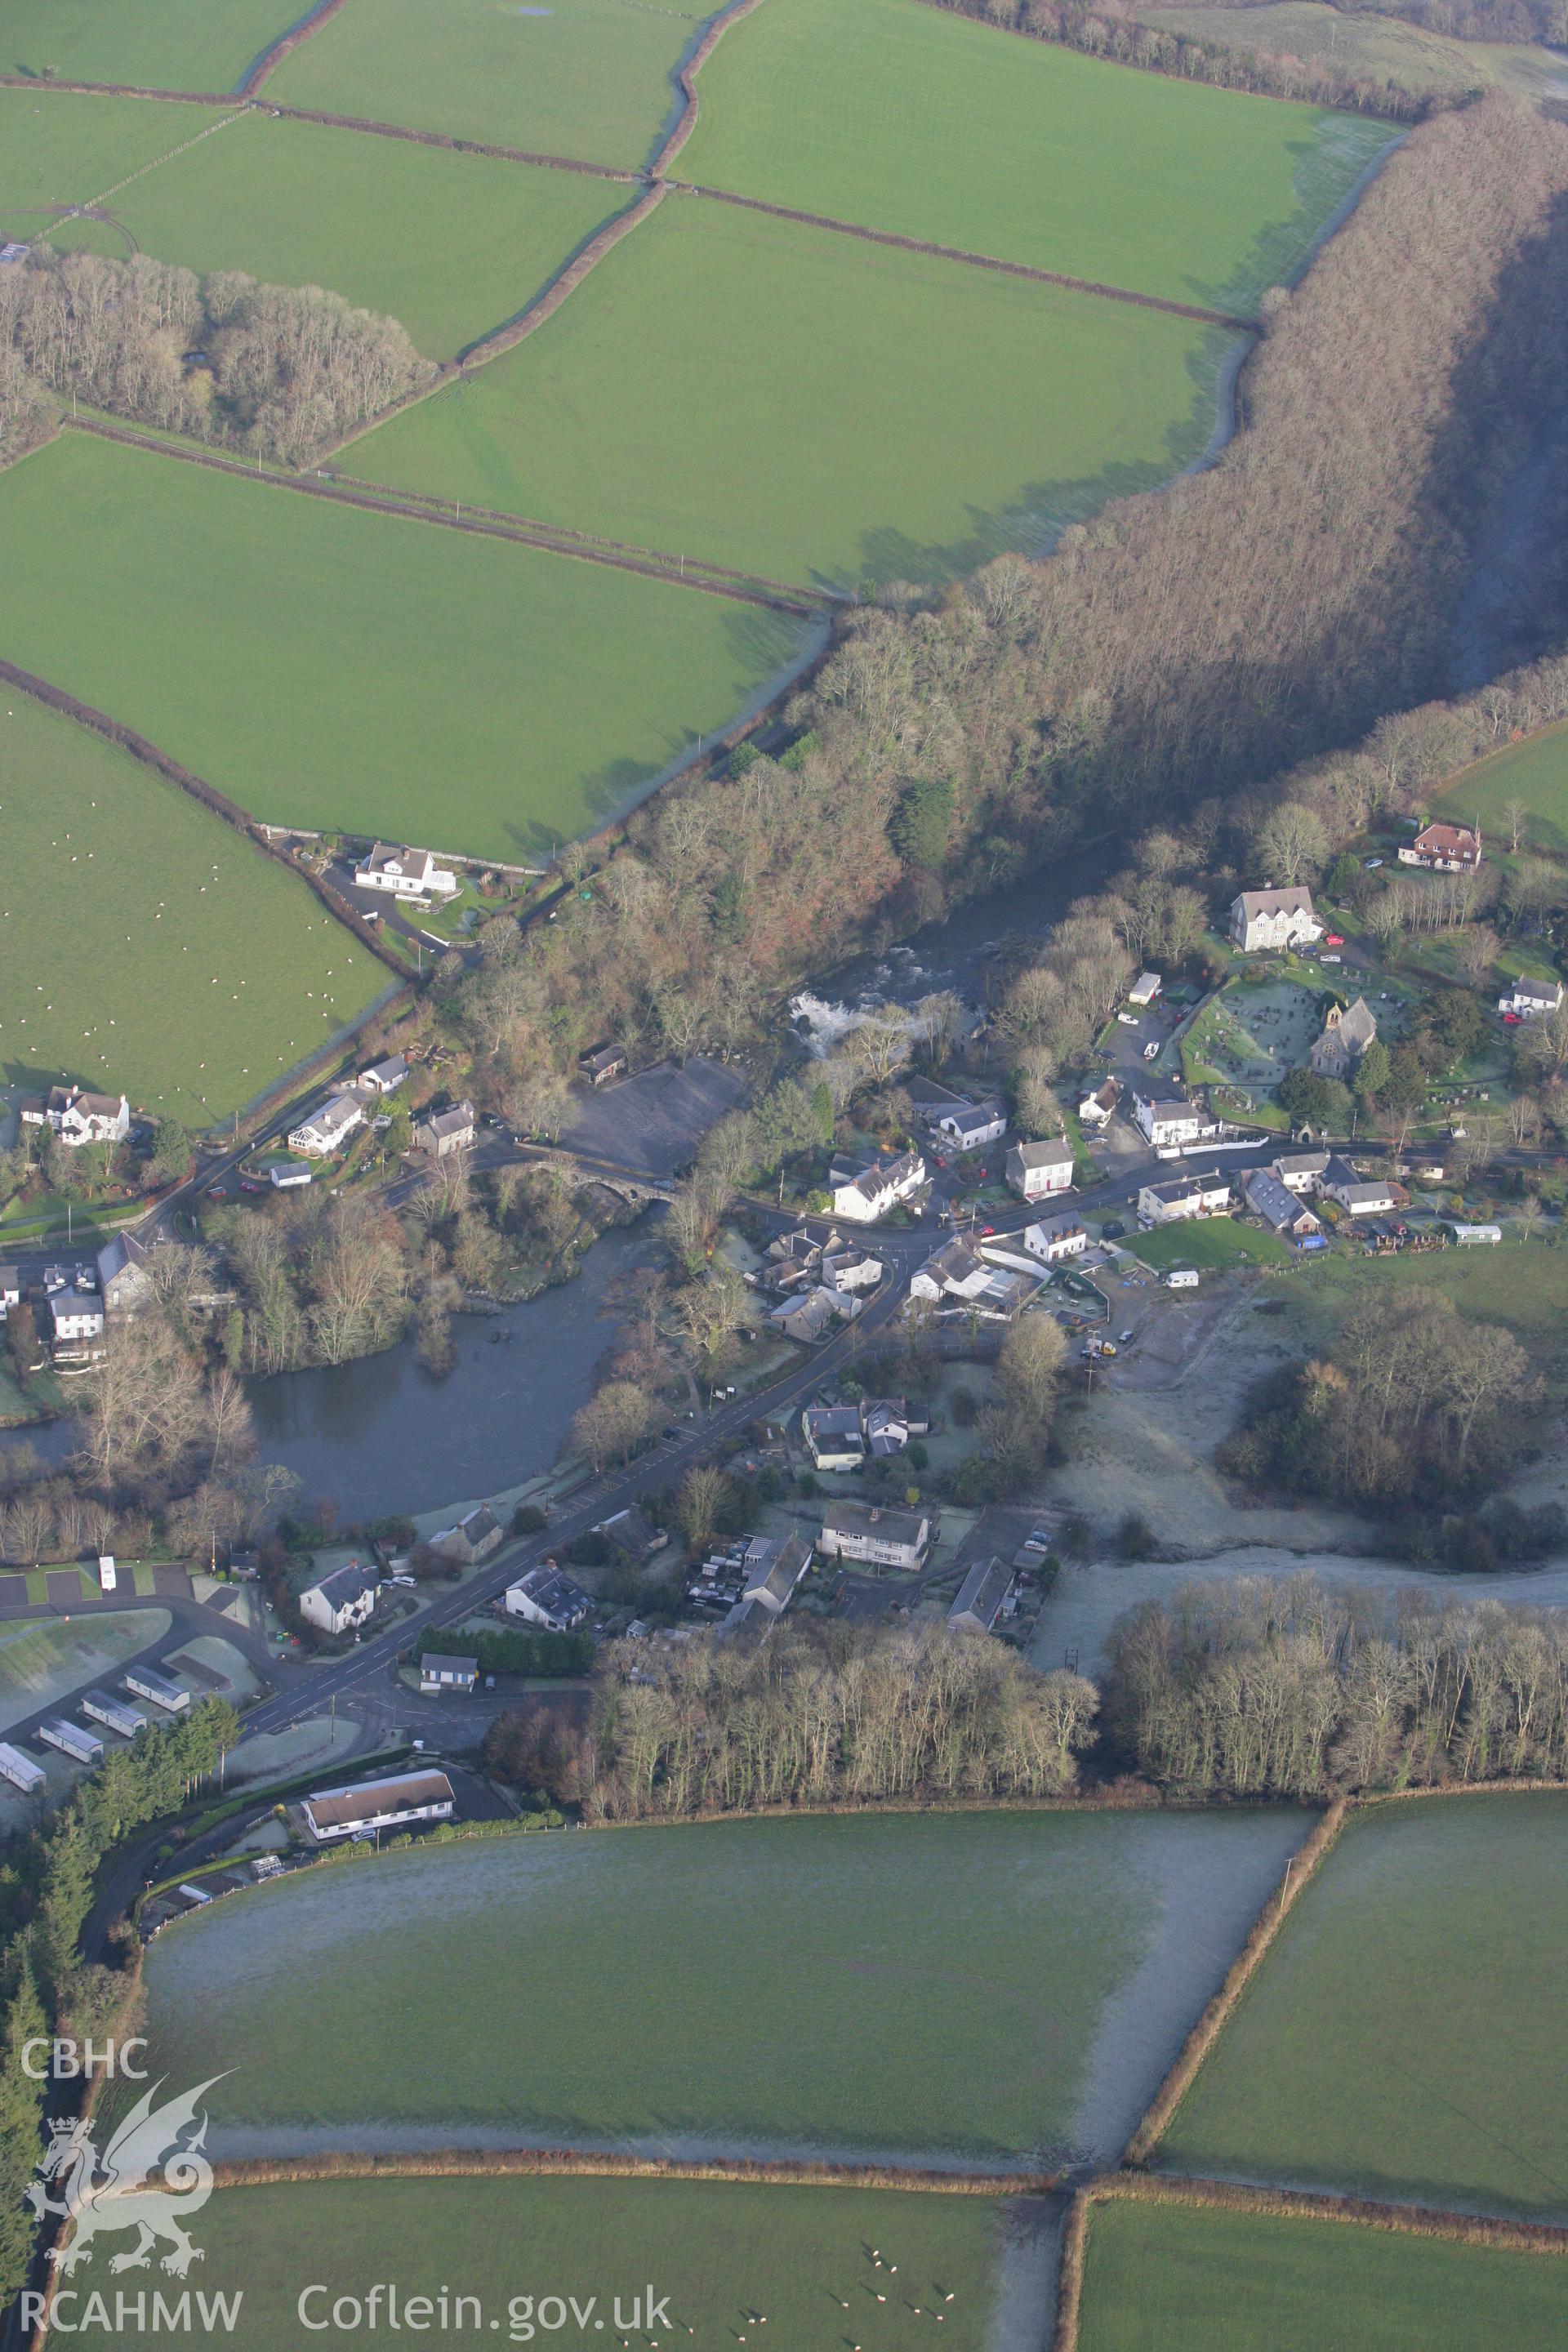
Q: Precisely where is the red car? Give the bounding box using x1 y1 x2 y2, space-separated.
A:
980 1223 996 1236
1325 933 1345 947
1503 1012 1521 1026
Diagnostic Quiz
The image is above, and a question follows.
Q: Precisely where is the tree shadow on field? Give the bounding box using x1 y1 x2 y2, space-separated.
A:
1178 120 1401 318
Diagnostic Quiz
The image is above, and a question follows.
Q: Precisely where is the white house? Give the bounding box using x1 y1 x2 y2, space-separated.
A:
505 1563 592 1632
354 843 459 898
48 1286 105 1346
0 1266 19 1322
1078 1077 1120 1130
1229 886 1322 954
419 1653 477 1694
817 1501 931 1572
926 1097 1008 1151
1131 1083 1217 1152
1137 1170 1232 1227
909 1235 992 1305
1015 1214 1090 1266
1499 977 1564 1019
288 1092 363 1158
1245 1167 1322 1240
299 1561 378 1637
801 1405 866 1472
828 1150 925 1224
737 1530 812 1616
21 1084 131 1150
1273 1151 1330 1195
413 1102 476 1158
947 1555 1014 1636
1005 1137 1075 1202
1319 1156 1396 1217
359 1054 410 1095
301 1769 455 1844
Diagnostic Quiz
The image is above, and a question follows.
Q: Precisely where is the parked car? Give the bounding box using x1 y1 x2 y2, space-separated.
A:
1117 1330 1135 1343
1102 1219 1126 1241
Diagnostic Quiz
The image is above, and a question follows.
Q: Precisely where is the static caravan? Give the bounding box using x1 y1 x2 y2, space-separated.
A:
97 1554 117 1593
0 1743 45 1795
81 1689 146 1739
1452 1223 1502 1247
38 1718 103 1766
123 1667 190 1715
1167 1269 1200 1290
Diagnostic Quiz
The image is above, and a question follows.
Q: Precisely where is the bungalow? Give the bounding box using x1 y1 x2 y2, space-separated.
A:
1400 822 1482 875
1319 1156 1396 1216
1273 1151 1330 1194
506 1562 592 1632
21 1084 131 1150
419 1652 478 1695
1077 1077 1120 1130
412 1101 476 1158
434 1504 503 1566
1229 886 1322 955
49 1286 105 1348
1137 1169 1231 1227
817 1500 932 1574
1309 996 1378 1081
0 1266 20 1321
828 1150 926 1224
947 1555 1014 1636
355 843 459 898
802 1405 866 1472
909 1235 992 1305
96 1232 154 1318
579 1044 629 1088
1005 1137 1075 1202
1499 977 1564 1019
270 1160 312 1189
1131 1082 1217 1152
1128 973 1162 1008
300 1769 455 1845
1245 1168 1322 1240
359 1054 409 1096
287 1092 363 1158
299 1561 378 1637
737 1530 813 1616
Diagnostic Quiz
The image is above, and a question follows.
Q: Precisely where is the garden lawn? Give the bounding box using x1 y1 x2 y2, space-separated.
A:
1430 717 1568 856
265 0 704 169
1160 1794 1568 2218
1129 1219 1294 1272
0 1610 167 1736
0 690 388 1122
675 0 1393 312
47 109 627 360
0 0 300 94
64 2174 1016 2352
0 432 810 860
351 198 1238 588
0 87 230 243
133 1809 1307 2158
1075 2196 1568 2352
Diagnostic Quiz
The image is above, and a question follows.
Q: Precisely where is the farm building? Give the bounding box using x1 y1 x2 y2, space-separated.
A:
947 1556 1014 1636
828 1149 926 1223
505 1563 592 1632
1228 886 1321 954
419 1653 478 1694
287 1092 363 1157
299 1561 378 1637
413 1101 476 1157
1005 1136 1074 1201
817 1501 931 1572
1400 822 1482 874
355 843 459 898
1138 1170 1232 1227
300 1769 455 1844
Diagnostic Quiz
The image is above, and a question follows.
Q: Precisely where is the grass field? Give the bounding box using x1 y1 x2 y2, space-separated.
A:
0 87 230 242
1135 2 1568 102
1428 718 1568 856
0 0 296 94
1277 1235 1568 1376
63 2174 1019 2352
1160 1794 1568 2218
0 1609 167 1736
1129 1218 1295 1272
134 1809 1307 2158
351 198 1238 587
0 432 810 861
0 691 390 1121
675 0 1393 312
45 108 626 359
265 0 706 169
1075 2196 1568 2352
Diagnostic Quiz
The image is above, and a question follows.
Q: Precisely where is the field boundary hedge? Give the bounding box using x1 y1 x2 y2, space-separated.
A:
649 0 773 180
670 180 1256 330
210 2146 1054 2194
238 0 354 98
261 100 641 181
1054 2172 1568 2352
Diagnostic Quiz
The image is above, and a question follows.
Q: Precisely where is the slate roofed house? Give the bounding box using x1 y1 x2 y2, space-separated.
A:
49 1287 105 1348
434 1504 502 1566
817 1501 932 1572
300 1769 455 1844
1014 1214 1090 1266
299 1560 378 1637
1400 822 1483 875
288 1092 363 1158
413 1101 476 1158
1499 977 1565 1019
1320 1156 1396 1216
1273 1151 1330 1194
770 1285 856 1344
1137 1169 1231 1227
0 1266 20 1321
419 1652 478 1694
96 1232 154 1318
1309 995 1378 1082
737 1530 813 1616
909 1234 991 1304
828 1149 926 1224
1005 1136 1074 1201
593 1505 667 1561
1077 1077 1120 1130
355 843 459 898
1131 1082 1216 1151
506 1562 592 1632
927 1097 1008 1151
1228 885 1322 954
820 1243 884 1294
22 1084 131 1150
359 1054 409 1096
802 1405 866 1472
579 1044 628 1087
861 1399 919 1457
1245 1167 1322 1239
947 1555 1014 1636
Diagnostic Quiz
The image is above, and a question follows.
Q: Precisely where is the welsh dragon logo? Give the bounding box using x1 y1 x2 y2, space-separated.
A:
26 2076 227 2277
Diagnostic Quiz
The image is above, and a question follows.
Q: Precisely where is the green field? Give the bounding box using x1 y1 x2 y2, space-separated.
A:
1276 1236 1568 1377
0 691 389 1121
1076 2196 1567 2352
0 1609 167 1735
0 87 230 242
1429 718 1568 855
265 0 705 169
44 107 626 359
0 432 809 860
1129 1218 1294 1272
1160 1795 1568 2218
352 198 1237 587
135 1810 1307 2157
64 2174 1018 2352
675 0 1392 311
1136 2 1568 102
0 0 300 94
